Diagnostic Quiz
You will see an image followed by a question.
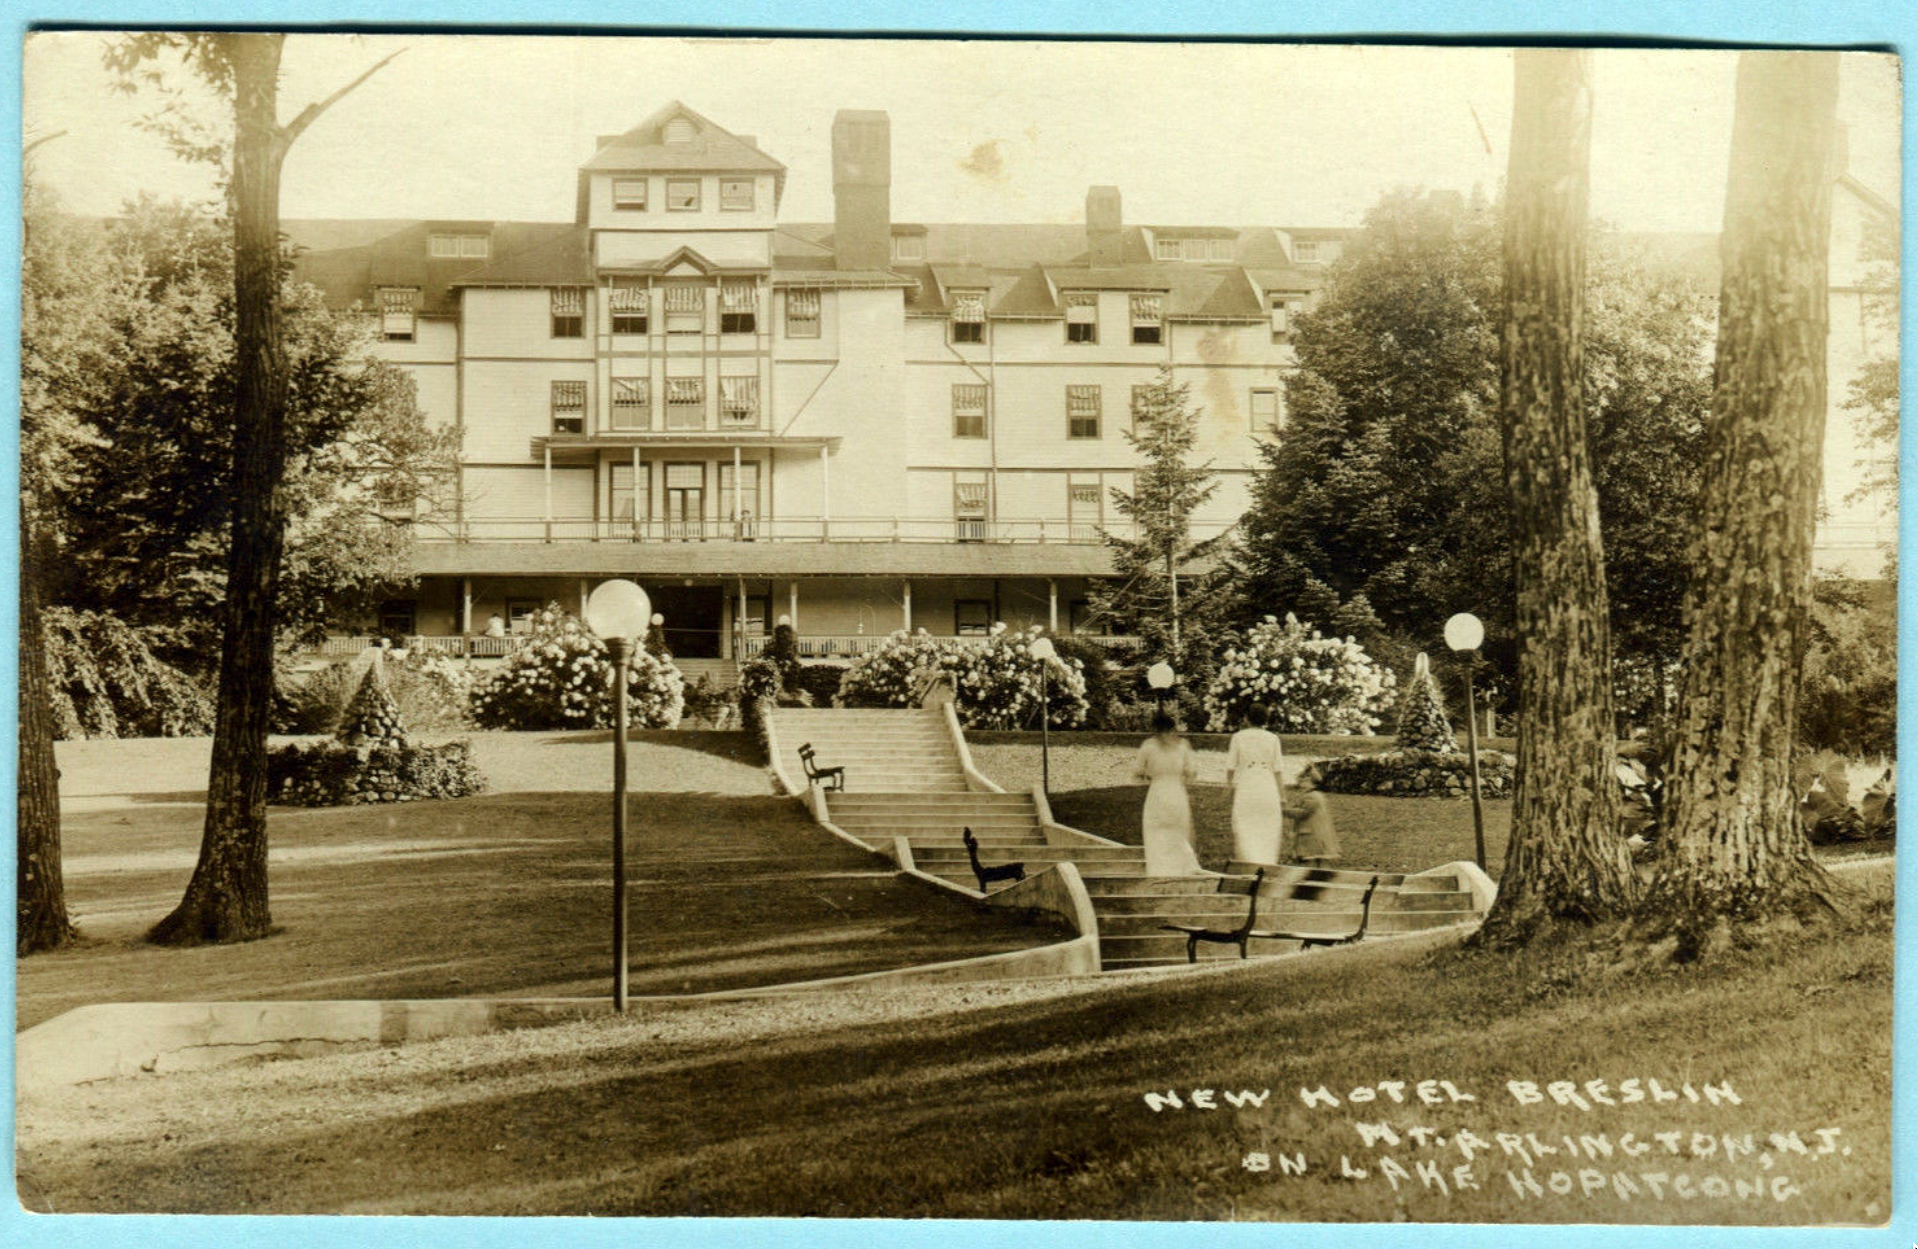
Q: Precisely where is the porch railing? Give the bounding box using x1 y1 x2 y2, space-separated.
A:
406 515 1237 546
315 632 1141 661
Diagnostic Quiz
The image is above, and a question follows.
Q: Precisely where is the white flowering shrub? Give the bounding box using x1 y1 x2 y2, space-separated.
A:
836 624 1090 730
469 603 683 730
1204 613 1396 734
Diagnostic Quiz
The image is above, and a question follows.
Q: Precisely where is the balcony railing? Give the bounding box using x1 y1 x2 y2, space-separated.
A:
412 516 1238 545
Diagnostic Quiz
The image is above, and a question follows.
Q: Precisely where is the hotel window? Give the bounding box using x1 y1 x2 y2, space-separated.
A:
1064 291 1098 343
378 287 417 341
954 475 989 542
550 287 584 338
950 290 986 344
551 380 586 434
1068 473 1102 540
785 288 821 338
611 280 648 334
719 178 755 211
666 378 704 429
610 463 648 533
955 600 992 636
1067 384 1102 440
892 233 925 261
720 281 757 334
665 285 704 335
613 178 648 210
719 375 760 426
1269 291 1308 342
666 178 701 211
1295 240 1320 262
1250 387 1282 435
611 378 650 429
1129 293 1163 344
952 383 987 439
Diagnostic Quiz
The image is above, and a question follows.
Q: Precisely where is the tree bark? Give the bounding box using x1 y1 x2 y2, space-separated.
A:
150 34 290 944
18 495 75 955
1477 49 1635 945
1640 52 1841 938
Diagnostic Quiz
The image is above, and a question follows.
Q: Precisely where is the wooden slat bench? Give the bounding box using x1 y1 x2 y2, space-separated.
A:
797 743 846 791
1163 869 1383 962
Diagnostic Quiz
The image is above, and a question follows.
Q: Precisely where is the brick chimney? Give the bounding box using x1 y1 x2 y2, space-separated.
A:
1086 186 1123 267
832 110 891 271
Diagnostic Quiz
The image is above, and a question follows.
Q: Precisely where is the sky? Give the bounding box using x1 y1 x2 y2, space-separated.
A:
22 36 1901 231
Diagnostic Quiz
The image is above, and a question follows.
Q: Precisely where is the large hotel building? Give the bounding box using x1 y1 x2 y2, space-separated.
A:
290 102 1343 661
291 100 1894 662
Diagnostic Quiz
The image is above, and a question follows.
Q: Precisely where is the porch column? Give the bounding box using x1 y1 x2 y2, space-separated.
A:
461 578 472 634
819 444 830 540
738 576 748 658
902 579 912 632
543 444 554 542
1048 578 1058 631
732 444 742 533
579 579 589 616
788 580 799 630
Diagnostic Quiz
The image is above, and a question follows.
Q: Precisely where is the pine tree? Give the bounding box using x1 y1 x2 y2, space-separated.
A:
1088 366 1233 676
1394 653 1458 754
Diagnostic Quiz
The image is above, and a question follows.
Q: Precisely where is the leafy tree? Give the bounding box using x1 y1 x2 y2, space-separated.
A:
52 196 456 670
105 32 400 945
1478 49 1635 945
1642 51 1843 944
1087 366 1234 680
1238 187 1713 702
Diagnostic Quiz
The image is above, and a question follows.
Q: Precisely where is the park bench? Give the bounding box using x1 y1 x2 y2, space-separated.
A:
962 826 1026 893
797 743 846 791
1163 868 1383 963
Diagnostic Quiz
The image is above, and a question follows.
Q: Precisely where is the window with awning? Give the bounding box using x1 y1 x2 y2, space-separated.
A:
785 287 821 338
550 380 586 434
550 287 584 338
1067 384 1102 439
950 289 986 344
666 377 704 428
612 378 650 429
952 383 987 439
1129 293 1163 344
720 375 760 424
1064 291 1097 343
378 287 417 341
611 280 648 334
665 284 704 335
720 280 757 334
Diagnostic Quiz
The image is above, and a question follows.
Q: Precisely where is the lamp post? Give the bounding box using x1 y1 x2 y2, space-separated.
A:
1029 636 1056 796
584 579 651 1013
1146 661 1176 718
1443 612 1488 872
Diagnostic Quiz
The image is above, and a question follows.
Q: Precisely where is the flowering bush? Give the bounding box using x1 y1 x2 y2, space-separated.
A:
469 602 683 730
1203 614 1396 734
274 646 473 736
836 624 1090 730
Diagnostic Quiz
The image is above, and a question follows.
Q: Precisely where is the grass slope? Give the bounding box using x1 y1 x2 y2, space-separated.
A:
16 866 1891 1221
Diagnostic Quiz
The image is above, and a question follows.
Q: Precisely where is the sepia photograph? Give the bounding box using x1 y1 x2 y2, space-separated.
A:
10 26 1904 1233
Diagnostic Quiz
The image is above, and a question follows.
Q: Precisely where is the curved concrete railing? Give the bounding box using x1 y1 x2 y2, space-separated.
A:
1410 859 1498 916
761 708 799 797
943 701 1005 793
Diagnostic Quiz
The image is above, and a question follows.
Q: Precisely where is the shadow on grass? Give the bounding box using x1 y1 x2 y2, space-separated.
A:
532 729 760 767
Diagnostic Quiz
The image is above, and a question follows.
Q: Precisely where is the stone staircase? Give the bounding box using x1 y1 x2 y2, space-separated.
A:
773 707 970 793
675 657 740 689
770 706 1488 973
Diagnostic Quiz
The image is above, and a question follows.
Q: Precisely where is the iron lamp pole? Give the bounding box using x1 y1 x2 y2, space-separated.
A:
585 579 652 1014
1030 636 1056 796
1444 612 1489 873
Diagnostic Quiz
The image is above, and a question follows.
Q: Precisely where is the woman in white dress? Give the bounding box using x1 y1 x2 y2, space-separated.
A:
1134 710 1205 876
1224 704 1284 865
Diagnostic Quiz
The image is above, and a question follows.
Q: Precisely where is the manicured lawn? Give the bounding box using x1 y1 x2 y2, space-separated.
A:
18 732 1066 1030
15 863 1892 1221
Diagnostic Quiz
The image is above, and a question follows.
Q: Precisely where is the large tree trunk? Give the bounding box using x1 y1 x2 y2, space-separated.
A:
150 34 290 945
1477 49 1635 945
18 496 75 955
1640 52 1841 939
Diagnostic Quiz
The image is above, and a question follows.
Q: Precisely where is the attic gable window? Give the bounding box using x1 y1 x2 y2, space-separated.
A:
1129 293 1163 345
550 287 585 338
1153 236 1232 261
378 287 418 341
613 178 648 210
1294 240 1320 262
430 233 488 259
664 116 696 145
950 290 986 344
1063 291 1098 343
892 233 925 261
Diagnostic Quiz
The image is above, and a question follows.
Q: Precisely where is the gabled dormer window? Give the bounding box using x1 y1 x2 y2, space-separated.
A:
430 233 488 259
950 290 986 344
892 233 925 261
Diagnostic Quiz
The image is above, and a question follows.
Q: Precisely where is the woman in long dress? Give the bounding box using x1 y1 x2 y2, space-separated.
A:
1134 710 1205 876
1224 704 1284 865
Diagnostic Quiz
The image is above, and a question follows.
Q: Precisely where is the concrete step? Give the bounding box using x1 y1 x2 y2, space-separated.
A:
1091 892 1389 918
830 812 1040 827
911 844 1144 862
829 791 1033 806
